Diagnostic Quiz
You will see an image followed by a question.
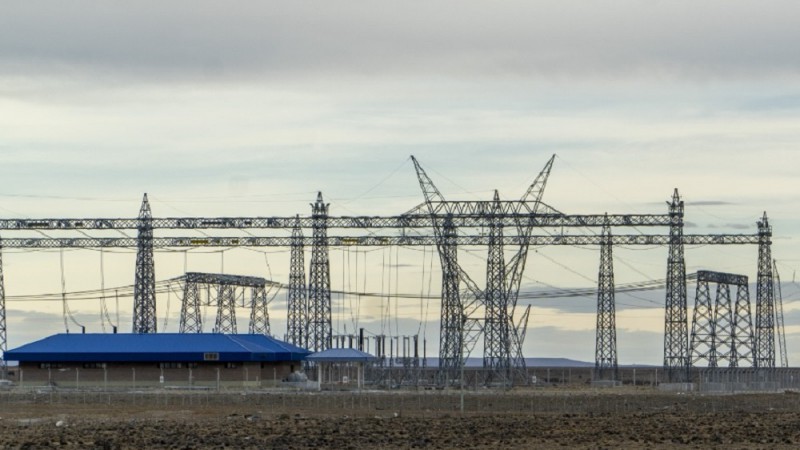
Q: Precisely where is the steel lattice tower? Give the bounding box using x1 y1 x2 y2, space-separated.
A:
214 283 237 333
594 219 618 381
730 282 755 367
0 236 7 379
249 285 270 335
483 191 511 384
438 216 463 385
307 192 332 352
179 279 202 333
133 194 157 333
663 189 689 382
690 276 717 367
286 216 307 348
755 212 775 368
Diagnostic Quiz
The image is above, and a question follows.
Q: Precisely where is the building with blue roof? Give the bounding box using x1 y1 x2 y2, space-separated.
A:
4 333 310 389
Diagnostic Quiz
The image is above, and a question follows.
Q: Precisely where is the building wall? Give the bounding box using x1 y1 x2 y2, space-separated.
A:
17 361 296 389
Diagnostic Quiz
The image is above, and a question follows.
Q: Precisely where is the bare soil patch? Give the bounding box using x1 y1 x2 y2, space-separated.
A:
1 390 798 449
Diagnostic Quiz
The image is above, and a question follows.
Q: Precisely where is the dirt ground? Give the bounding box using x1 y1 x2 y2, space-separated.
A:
1 389 799 449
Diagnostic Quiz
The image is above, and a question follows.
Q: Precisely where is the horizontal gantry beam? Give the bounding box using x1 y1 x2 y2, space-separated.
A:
0 234 759 248
0 214 672 230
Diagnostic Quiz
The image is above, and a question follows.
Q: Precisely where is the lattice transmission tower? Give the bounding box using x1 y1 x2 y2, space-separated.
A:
286 215 307 348
307 192 332 352
755 212 775 368
663 189 689 382
594 218 618 382
133 194 157 333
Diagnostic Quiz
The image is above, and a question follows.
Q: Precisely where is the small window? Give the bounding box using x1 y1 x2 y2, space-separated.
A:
203 353 220 361
186 363 198 369
82 363 106 369
159 362 183 369
39 363 64 369
224 362 238 369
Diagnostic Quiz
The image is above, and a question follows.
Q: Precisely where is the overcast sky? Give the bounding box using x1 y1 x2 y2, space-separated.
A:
2 1 799 365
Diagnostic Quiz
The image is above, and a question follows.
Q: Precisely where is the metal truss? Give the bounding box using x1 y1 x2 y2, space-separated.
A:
594 219 618 382
755 213 775 368
248 285 270 335
213 284 236 333
286 216 307 348
691 270 754 369
179 278 202 333
0 214 674 231
483 191 511 385
173 272 272 335
663 189 689 382
0 237 6 379
0 233 761 249
307 193 332 353
133 194 156 334
730 282 755 367
690 273 717 367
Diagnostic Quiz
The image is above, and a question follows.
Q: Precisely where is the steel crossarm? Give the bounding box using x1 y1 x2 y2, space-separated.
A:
0 213 671 230
0 233 759 248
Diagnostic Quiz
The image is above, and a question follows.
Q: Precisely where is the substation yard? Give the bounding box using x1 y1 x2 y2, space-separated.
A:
1 388 799 449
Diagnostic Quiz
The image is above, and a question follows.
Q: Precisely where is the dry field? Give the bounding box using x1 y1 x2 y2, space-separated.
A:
1 388 799 449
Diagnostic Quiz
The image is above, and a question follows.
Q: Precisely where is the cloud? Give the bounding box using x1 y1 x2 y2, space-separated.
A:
688 201 735 206
2 1 800 84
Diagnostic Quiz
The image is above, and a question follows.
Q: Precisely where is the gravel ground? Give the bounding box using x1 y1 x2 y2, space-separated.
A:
1 390 798 449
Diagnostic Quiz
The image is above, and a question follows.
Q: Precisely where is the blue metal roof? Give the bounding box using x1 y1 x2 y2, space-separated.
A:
4 333 310 363
306 348 377 362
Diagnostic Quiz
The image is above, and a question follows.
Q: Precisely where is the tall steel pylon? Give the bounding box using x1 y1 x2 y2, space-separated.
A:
438 216 463 385
307 192 332 352
249 285 270 335
594 218 618 382
0 236 7 379
133 193 157 333
663 189 689 382
411 155 554 386
286 216 307 348
179 279 202 333
755 212 775 368
483 191 511 384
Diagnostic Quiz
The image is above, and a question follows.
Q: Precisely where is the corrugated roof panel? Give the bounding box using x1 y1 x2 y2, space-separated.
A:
4 333 311 363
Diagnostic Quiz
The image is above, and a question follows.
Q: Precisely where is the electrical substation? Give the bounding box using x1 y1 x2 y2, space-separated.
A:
0 155 793 390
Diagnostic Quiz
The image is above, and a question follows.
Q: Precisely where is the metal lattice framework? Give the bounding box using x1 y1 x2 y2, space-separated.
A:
174 272 273 335
690 271 754 369
755 213 775 368
483 191 511 384
690 273 717 367
286 216 307 348
307 192 332 352
0 155 779 386
0 236 6 379
663 189 689 382
594 218 618 382
133 194 156 334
